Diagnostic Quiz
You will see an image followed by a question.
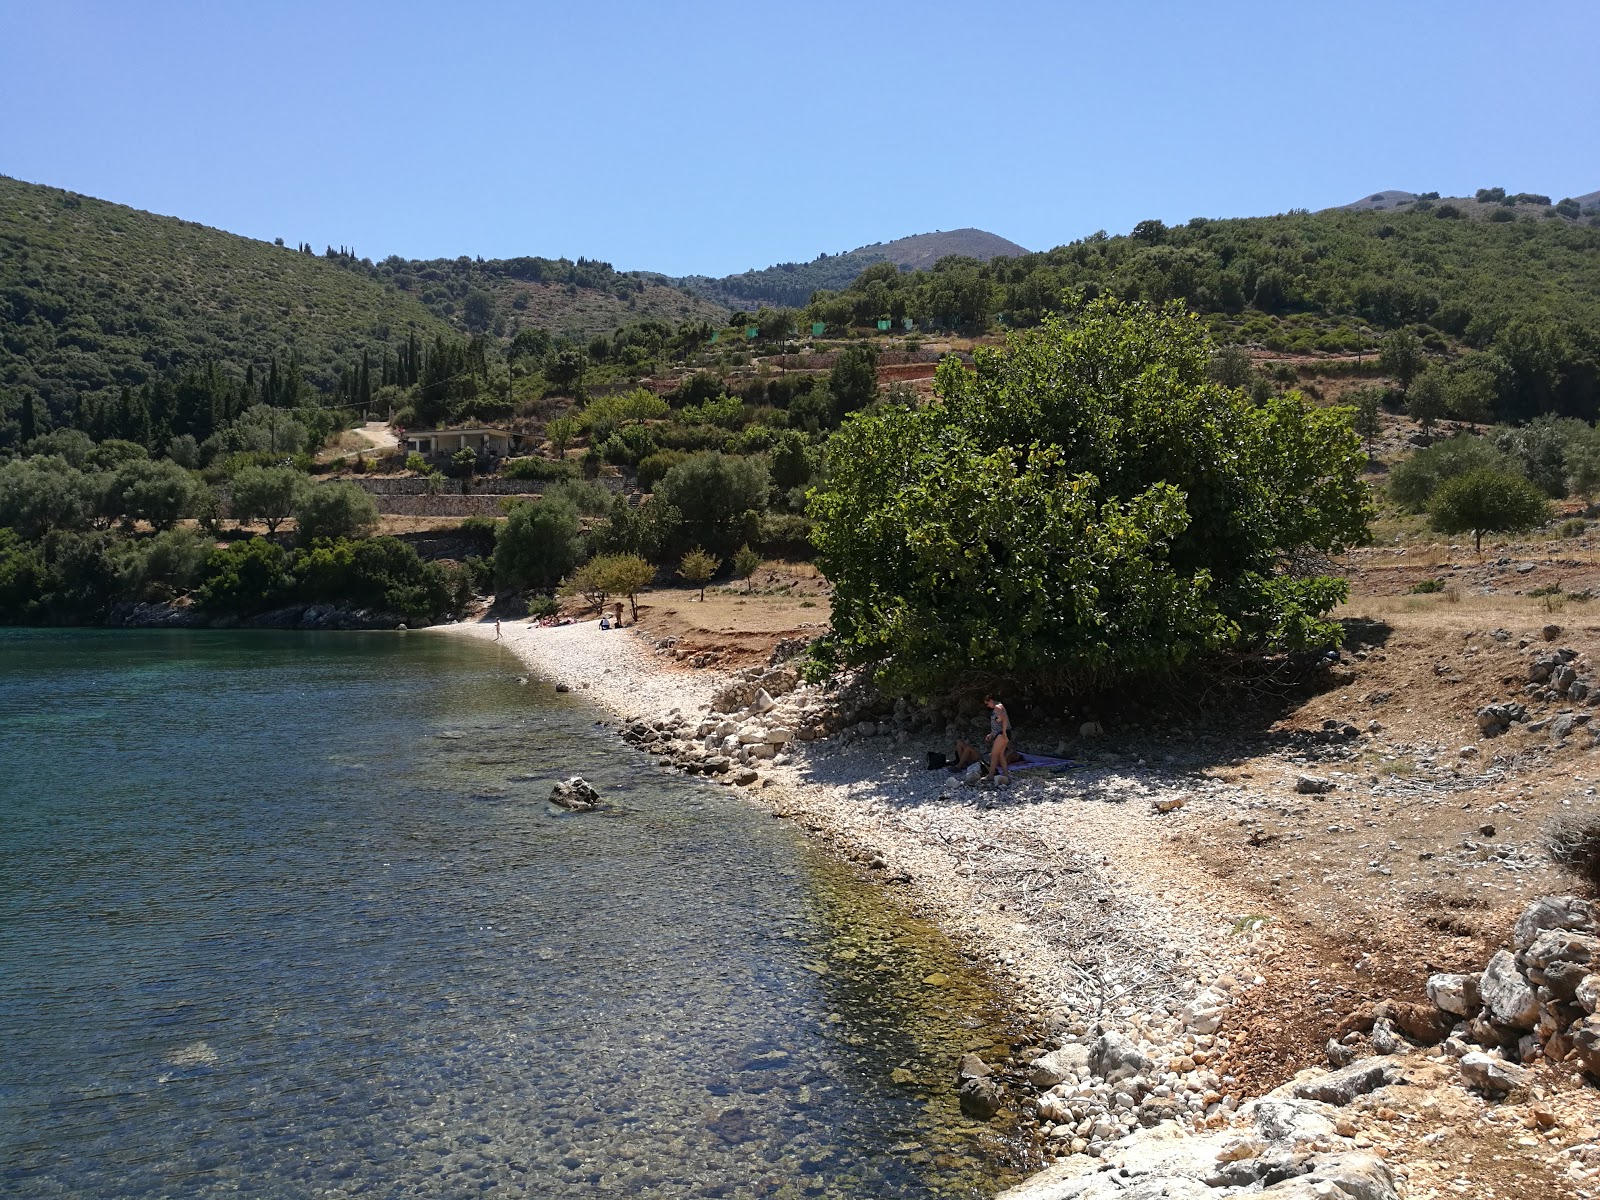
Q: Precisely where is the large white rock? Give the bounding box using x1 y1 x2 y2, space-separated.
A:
1577 975 1600 1014
1425 972 1482 1017
1459 1050 1529 1094
1031 1045 1091 1088
1513 895 1597 951
1481 950 1539 1028
764 727 794 745
750 689 776 714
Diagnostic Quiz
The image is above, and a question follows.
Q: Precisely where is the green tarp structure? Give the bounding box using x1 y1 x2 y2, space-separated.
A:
745 326 759 340
876 319 891 332
811 322 826 337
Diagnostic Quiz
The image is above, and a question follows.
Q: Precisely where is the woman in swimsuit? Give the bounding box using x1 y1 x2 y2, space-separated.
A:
984 696 1012 785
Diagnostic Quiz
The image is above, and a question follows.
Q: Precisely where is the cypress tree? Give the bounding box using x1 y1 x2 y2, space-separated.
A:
359 350 372 410
19 392 37 444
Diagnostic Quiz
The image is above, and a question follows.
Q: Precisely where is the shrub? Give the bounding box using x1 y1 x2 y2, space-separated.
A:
527 593 559 619
1560 518 1588 538
296 536 455 622
1409 579 1444 594
758 512 815 558
1489 207 1516 223
404 451 428 473
294 481 378 544
501 455 577 482
637 450 689 492
1545 814 1600 895
195 538 294 613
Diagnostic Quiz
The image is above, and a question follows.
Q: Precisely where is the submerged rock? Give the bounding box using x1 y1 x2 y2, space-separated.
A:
549 776 601 811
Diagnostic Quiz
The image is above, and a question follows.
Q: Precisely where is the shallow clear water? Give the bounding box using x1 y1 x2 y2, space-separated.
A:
0 630 1033 1198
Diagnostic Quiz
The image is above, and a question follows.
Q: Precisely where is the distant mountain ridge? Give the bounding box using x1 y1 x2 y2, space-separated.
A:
678 228 1029 310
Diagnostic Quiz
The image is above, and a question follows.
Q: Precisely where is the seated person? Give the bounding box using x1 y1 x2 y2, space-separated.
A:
952 736 1021 774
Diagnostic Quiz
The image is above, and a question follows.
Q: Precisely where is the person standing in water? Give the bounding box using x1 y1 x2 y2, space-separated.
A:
984 695 1013 785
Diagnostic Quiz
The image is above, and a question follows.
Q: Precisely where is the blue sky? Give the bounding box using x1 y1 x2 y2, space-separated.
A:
2 1 1595 277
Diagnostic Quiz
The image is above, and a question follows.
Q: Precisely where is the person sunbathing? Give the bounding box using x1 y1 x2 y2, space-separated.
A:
952 736 1021 775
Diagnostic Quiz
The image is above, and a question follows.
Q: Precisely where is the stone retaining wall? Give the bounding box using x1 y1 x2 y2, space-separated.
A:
374 494 532 517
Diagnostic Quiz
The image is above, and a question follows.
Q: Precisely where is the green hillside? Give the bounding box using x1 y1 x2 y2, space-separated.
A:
0 175 455 423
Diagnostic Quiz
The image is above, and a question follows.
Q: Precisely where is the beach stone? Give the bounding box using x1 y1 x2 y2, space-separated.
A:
733 769 759 786
1290 1057 1398 1106
1426 972 1482 1016
1459 1051 1528 1094
1090 1031 1150 1085
1481 950 1539 1028
549 776 600 810
1030 1044 1091 1088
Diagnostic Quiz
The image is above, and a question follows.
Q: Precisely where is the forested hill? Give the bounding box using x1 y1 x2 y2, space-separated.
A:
679 228 1029 309
0 176 727 428
0 176 456 425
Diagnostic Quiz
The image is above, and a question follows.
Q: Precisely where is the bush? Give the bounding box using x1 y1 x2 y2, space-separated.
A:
527 593 559 619
457 515 500 555
195 538 294 613
1560 518 1588 538
1545 814 1600 894
758 512 815 558
501 455 577 482
637 450 688 492
114 527 213 600
404 451 428 473
296 536 455 622
295 481 378 545
1409 579 1444 594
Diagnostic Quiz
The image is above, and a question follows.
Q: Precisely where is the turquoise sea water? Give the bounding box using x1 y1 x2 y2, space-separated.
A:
0 630 1030 1198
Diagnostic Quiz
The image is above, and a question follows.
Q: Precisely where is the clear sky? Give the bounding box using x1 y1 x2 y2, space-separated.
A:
2 1 1595 277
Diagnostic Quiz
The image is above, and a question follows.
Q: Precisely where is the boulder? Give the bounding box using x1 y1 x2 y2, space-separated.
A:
1290 1057 1399 1106
956 1053 1002 1119
750 688 776 714
1513 895 1597 951
1459 1050 1529 1094
1257 1153 1398 1200
1426 972 1482 1016
1294 775 1335 794
1571 1014 1600 1077
549 776 601 811
1521 928 1598 971
1090 1031 1151 1085
1481 950 1539 1028
763 727 794 745
1370 1016 1404 1055
1250 1097 1339 1152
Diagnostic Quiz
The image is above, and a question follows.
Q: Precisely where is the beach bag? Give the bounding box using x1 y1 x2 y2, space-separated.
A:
926 751 948 770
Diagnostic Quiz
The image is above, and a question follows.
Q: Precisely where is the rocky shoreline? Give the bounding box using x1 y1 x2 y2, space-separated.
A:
439 617 1600 1199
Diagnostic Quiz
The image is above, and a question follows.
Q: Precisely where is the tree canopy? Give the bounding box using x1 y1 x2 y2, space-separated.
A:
810 298 1372 695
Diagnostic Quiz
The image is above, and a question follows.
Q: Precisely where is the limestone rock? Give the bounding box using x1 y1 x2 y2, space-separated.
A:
1256 1152 1398 1199
1577 974 1600 1013
958 1074 1003 1119
1289 1057 1399 1106
1521 928 1598 971
1294 774 1335 794
1459 1050 1529 1094
1090 1030 1151 1085
1030 1044 1091 1088
1481 949 1539 1028
549 776 601 810
1512 895 1597 951
1426 971 1482 1017
1181 988 1229 1035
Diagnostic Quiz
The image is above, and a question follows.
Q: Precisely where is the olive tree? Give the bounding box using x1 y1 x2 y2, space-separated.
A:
1428 467 1550 553
494 498 581 591
677 548 718 601
294 481 378 544
230 465 309 533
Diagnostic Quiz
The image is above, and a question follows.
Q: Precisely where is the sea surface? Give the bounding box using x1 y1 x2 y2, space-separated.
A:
0 629 1033 1198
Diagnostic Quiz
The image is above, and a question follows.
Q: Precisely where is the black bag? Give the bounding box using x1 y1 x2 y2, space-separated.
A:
926 751 948 770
